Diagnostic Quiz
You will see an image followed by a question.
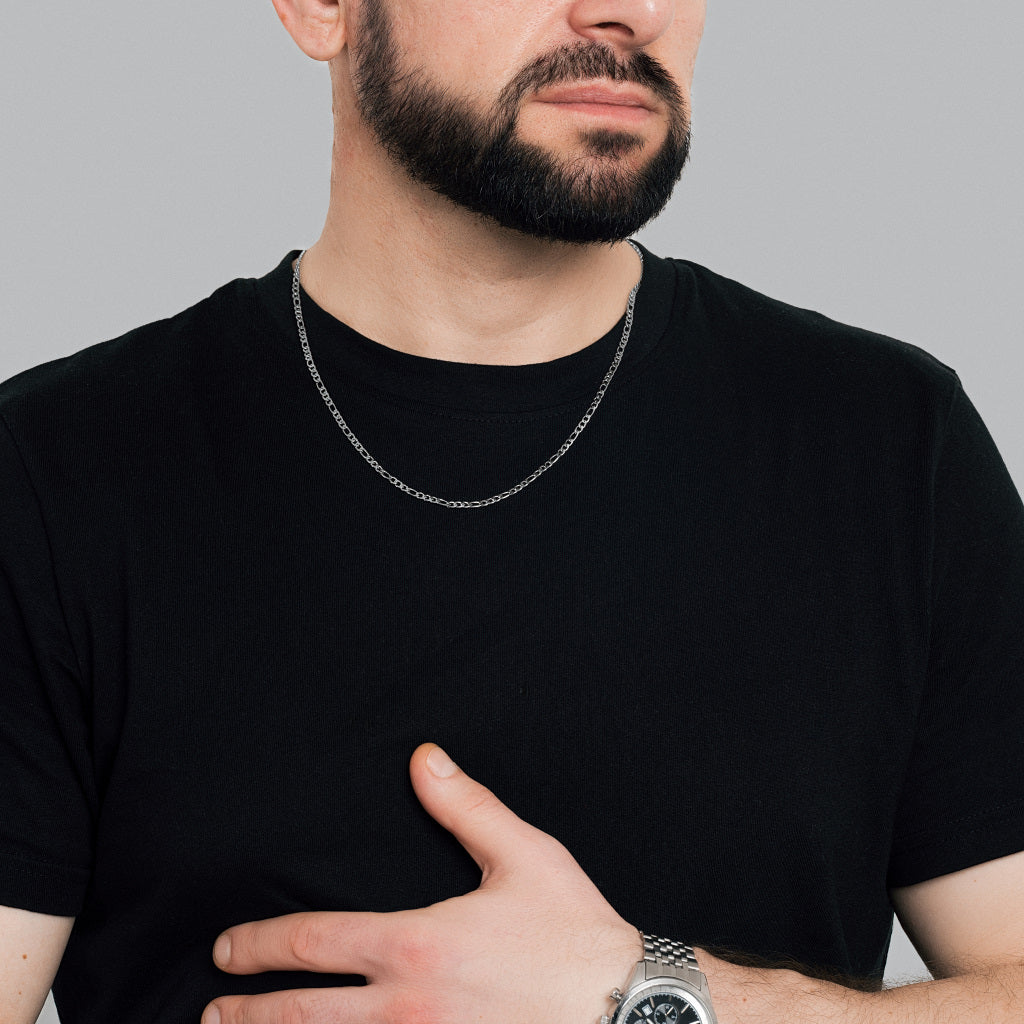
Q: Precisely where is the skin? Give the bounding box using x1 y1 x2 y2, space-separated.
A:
0 908 73 1024
271 0 706 364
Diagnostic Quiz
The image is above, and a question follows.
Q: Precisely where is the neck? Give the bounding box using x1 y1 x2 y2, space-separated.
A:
296 148 644 366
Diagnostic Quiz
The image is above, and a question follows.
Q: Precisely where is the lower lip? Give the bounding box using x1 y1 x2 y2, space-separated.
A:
540 101 652 124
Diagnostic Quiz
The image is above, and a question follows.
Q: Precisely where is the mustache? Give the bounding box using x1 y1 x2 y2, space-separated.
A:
498 41 686 115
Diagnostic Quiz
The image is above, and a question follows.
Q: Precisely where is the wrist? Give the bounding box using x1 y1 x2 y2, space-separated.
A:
695 948 875 1022
604 935 719 1024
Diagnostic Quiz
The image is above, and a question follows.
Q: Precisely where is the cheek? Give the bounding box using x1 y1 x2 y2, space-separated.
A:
678 5 707 79
396 0 545 95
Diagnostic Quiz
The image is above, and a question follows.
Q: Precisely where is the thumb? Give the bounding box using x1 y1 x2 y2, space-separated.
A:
409 743 533 878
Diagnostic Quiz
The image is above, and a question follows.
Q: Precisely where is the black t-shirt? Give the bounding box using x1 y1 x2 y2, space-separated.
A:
2 246 1023 1022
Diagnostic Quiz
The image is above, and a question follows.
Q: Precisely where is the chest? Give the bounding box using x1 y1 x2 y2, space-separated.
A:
86 462 922 959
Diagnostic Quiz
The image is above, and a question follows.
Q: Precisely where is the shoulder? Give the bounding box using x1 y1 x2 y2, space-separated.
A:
0 274 258 463
1 275 252 414
668 257 962 425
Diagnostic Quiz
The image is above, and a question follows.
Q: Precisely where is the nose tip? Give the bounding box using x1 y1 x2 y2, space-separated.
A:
569 0 676 49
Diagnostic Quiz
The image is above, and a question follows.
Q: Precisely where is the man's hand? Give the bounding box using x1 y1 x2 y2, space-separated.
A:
202 743 641 1024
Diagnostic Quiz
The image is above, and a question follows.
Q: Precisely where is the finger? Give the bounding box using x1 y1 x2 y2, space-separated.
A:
204 982 381 1024
214 910 400 976
408 742 544 876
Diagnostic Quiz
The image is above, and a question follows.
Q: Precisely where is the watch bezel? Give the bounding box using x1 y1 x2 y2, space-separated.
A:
613 977 716 1024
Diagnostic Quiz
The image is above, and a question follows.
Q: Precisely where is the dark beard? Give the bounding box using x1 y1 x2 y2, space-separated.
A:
351 0 692 244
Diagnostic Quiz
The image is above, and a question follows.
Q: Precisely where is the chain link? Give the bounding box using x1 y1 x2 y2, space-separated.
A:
642 933 701 971
293 243 644 509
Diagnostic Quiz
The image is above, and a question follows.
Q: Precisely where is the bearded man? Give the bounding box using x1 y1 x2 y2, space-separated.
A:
2 1 1023 1023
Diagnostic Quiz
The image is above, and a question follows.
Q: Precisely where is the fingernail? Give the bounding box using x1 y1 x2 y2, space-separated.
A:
214 933 231 966
203 1007 221 1024
427 745 458 777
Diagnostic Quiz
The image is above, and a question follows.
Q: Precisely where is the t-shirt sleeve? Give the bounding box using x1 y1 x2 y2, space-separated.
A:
888 379 1024 888
0 414 94 916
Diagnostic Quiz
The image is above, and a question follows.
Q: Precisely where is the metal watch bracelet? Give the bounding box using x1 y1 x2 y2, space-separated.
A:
641 933 701 973
602 932 706 1024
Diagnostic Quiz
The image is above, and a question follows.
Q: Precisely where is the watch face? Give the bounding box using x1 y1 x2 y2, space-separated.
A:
620 985 709 1024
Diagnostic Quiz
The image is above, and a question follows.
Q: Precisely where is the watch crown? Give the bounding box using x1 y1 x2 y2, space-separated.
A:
602 986 623 1023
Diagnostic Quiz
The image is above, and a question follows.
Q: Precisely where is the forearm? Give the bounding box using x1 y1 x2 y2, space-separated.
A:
697 948 1024 1022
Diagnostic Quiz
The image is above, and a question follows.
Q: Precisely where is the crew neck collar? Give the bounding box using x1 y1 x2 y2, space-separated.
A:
252 241 680 416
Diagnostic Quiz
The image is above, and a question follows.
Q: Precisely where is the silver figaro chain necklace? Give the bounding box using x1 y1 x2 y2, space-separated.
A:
293 240 643 509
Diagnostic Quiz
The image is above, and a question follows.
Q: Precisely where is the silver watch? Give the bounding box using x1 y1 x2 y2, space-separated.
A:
602 933 718 1024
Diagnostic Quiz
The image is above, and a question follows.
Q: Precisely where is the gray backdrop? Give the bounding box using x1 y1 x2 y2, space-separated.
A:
3 2 1021 1019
